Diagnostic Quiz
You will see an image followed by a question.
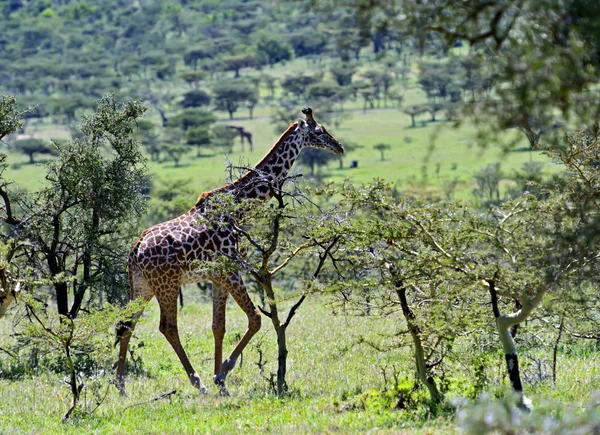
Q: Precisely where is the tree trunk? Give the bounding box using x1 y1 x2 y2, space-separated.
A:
261 275 294 396
396 284 443 406
275 325 288 395
489 281 547 412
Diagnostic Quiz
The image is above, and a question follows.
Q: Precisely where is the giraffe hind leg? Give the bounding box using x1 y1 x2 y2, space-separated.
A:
115 299 151 396
116 273 154 396
155 283 209 394
214 274 261 393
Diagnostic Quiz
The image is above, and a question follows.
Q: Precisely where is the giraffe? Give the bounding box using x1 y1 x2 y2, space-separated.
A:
226 125 253 152
116 108 343 395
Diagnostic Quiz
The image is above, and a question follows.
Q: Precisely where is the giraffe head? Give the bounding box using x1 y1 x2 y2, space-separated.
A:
295 108 344 154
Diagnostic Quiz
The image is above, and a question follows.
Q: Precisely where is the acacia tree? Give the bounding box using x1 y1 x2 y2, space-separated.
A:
2 95 148 318
200 177 344 396
212 80 257 120
13 138 55 164
0 96 28 317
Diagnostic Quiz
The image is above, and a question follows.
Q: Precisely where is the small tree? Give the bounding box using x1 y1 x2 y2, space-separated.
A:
13 138 55 164
180 90 211 108
330 62 357 86
213 80 256 119
280 73 322 99
201 180 343 396
403 105 427 128
255 35 292 67
373 143 391 161
298 147 336 176
168 108 216 131
210 125 239 154
221 53 255 78
181 70 207 89
186 126 211 156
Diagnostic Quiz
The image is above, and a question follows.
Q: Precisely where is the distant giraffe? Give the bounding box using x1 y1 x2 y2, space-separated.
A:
226 125 253 152
116 108 343 395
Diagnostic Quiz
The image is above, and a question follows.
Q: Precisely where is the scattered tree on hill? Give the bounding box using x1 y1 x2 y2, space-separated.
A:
289 29 328 57
168 108 216 131
330 62 357 86
403 105 428 128
180 90 211 108
181 70 208 90
13 138 55 164
210 125 238 153
221 53 256 78
373 143 391 161
135 119 161 162
255 35 292 66
183 44 213 70
280 73 322 99
213 80 257 119
425 103 444 122
298 147 337 176
186 126 211 156
262 74 277 98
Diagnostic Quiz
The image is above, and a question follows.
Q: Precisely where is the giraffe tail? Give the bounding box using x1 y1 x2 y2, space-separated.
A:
114 243 139 347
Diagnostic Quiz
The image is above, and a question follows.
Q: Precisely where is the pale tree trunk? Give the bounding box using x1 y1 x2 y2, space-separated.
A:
489 281 548 412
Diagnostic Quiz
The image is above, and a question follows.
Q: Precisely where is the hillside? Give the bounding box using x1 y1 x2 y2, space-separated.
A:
0 0 552 209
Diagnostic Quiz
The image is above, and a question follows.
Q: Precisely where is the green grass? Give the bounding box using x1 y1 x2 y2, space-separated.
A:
0 295 598 434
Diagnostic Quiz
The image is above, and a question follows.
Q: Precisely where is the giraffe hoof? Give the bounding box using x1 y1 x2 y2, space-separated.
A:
190 373 209 395
213 375 230 397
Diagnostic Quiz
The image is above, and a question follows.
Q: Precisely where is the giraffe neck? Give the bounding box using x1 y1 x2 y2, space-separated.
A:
192 124 303 213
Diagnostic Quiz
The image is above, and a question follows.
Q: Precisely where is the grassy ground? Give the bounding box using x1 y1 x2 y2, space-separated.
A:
0 294 598 434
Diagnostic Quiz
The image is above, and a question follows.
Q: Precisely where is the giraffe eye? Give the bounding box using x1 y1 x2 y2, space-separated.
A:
315 129 323 136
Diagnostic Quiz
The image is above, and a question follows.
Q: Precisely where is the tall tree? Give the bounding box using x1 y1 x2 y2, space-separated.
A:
5 96 148 317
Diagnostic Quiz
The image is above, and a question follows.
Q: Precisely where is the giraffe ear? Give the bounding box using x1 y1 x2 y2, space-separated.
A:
296 119 308 130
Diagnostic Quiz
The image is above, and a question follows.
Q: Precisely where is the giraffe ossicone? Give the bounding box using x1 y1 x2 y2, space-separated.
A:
116 108 343 395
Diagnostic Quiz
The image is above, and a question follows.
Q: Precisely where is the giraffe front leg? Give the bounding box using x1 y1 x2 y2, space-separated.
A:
214 274 261 394
211 283 230 396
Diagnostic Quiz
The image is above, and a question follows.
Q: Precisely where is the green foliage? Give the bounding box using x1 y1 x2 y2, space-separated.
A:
168 108 216 131
289 29 328 57
330 62 357 86
221 53 256 77
255 34 292 66
209 124 238 153
4 95 149 316
212 80 257 119
10 297 146 419
180 90 211 108
0 95 25 140
280 73 322 99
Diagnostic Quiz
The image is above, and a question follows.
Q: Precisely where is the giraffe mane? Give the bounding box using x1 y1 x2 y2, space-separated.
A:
194 122 299 205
